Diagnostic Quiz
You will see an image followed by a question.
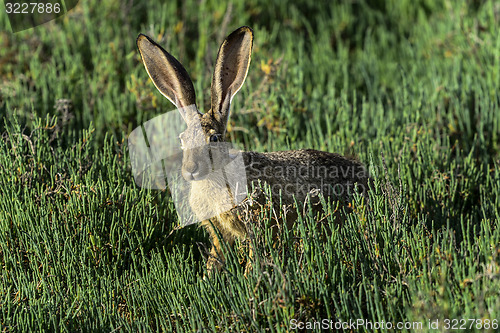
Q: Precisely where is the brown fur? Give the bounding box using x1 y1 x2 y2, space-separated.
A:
191 149 368 271
137 27 369 275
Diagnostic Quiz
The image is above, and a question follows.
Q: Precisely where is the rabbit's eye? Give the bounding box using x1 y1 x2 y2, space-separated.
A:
209 134 220 143
178 135 185 149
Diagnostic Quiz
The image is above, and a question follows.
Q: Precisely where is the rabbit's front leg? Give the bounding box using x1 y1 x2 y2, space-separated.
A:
202 217 239 276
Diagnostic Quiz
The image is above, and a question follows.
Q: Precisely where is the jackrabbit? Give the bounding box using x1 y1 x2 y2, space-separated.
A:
136 26 368 273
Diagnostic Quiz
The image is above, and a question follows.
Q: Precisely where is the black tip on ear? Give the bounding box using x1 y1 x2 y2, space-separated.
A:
237 26 253 33
137 33 156 48
136 33 147 46
228 26 253 41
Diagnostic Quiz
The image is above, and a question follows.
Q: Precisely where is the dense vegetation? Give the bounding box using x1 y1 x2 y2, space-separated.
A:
0 0 499 331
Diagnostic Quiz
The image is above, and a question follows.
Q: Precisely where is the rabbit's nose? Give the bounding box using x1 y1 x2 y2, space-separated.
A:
184 162 198 174
182 163 199 181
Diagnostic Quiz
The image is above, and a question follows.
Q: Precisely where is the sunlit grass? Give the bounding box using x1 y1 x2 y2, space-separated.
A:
0 0 499 331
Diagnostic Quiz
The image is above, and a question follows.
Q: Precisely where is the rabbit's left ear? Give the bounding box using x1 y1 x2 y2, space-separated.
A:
210 26 253 132
137 34 197 112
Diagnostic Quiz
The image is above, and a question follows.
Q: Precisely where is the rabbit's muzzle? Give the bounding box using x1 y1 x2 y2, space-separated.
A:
181 145 211 181
181 142 232 182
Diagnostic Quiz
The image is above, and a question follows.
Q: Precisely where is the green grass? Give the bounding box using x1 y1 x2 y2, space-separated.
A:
1 0 499 331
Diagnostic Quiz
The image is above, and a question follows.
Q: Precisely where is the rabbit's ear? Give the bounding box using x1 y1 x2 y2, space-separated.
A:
210 26 253 131
137 34 197 112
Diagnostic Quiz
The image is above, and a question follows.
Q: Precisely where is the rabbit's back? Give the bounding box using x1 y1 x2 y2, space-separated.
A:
243 149 368 206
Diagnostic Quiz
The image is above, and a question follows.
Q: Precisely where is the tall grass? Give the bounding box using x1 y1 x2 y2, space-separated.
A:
1 0 499 331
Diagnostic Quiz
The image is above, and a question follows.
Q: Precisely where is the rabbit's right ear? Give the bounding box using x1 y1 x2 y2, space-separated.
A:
137 34 197 113
210 27 253 132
